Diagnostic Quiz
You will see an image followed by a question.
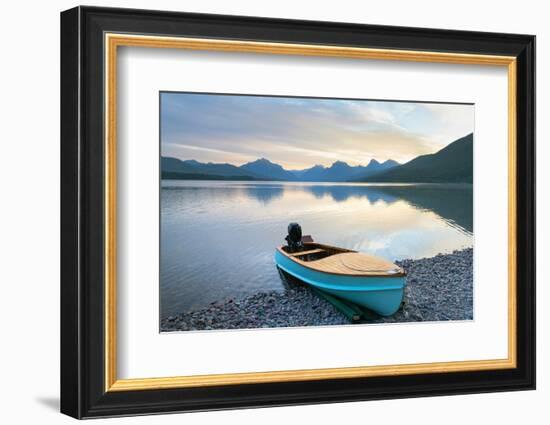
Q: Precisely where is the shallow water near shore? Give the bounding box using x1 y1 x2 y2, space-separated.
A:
161 181 473 317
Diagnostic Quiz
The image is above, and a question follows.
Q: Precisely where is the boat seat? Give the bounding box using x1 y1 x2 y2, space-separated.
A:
289 248 325 257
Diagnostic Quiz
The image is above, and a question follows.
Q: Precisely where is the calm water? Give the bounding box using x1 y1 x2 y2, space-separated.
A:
160 181 473 317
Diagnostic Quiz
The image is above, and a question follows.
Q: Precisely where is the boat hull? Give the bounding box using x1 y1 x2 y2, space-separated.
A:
275 250 405 316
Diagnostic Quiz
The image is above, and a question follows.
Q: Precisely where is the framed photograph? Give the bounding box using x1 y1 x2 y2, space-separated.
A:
60 6 535 419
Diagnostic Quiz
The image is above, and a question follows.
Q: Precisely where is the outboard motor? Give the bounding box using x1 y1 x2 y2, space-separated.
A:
285 222 303 253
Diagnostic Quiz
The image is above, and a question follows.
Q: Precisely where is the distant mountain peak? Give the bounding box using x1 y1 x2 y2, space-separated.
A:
245 158 281 167
330 160 350 168
243 158 280 167
382 159 399 166
368 158 381 166
240 157 294 181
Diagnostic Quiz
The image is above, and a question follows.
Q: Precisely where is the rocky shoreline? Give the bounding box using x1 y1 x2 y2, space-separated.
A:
161 248 473 332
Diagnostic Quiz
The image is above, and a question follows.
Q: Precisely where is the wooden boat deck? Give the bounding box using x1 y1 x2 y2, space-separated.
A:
279 243 404 277
308 252 402 275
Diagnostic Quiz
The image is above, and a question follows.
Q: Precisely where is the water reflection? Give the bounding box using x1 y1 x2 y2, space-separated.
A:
306 184 399 204
243 185 284 204
160 181 473 315
224 183 472 234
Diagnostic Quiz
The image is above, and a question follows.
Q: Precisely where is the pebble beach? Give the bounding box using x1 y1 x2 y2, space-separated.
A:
161 248 473 332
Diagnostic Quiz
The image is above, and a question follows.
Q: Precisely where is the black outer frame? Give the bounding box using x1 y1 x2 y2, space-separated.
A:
60 6 535 419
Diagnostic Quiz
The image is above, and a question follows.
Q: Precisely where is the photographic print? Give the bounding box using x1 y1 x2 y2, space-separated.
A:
160 92 474 332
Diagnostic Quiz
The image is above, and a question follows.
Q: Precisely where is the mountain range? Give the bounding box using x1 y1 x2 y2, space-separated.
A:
162 133 473 183
162 156 399 182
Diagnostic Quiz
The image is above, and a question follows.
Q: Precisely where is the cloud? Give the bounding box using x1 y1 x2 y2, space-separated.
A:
161 93 473 168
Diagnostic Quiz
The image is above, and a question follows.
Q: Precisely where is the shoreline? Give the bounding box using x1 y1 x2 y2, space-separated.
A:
161 248 473 332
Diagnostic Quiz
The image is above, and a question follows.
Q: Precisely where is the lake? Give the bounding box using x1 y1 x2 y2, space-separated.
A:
160 181 473 317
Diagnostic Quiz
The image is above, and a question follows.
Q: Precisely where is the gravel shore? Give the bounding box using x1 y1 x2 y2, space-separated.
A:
161 248 473 332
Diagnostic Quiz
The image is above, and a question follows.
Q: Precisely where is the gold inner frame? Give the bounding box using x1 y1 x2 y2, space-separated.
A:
104 33 517 392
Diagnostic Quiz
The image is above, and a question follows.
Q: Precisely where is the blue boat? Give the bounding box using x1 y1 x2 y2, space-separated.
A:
275 224 406 316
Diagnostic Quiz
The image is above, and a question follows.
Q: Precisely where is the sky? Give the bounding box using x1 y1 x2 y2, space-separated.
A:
160 92 474 170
